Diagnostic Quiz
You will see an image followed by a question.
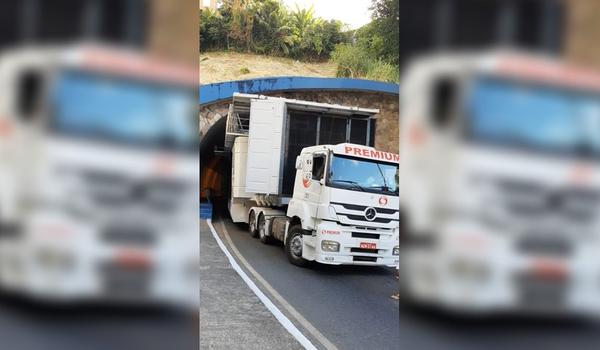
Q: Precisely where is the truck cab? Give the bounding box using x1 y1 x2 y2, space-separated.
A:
398 51 600 316
0 45 199 308
226 94 400 267
285 143 400 267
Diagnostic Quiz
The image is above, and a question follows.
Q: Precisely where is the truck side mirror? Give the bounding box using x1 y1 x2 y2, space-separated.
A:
295 156 302 170
16 70 44 122
431 77 457 128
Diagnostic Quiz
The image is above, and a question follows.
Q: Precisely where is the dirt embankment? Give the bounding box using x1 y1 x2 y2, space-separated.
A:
200 52 336 84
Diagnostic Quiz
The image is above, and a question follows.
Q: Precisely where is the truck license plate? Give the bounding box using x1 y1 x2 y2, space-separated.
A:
360 242 377 249
531 259 567 280
115 250 151 269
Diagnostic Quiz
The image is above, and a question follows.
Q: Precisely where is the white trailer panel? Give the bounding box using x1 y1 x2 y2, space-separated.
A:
245 99 286 194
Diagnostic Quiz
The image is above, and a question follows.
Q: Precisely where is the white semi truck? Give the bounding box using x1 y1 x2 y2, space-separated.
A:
398 51 600 316
226 93 400 267
0 45 199 308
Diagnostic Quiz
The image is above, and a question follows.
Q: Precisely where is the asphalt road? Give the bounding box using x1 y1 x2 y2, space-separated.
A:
220 218 400 350
199 220 303 350
219 218 600 350
0 295 197 350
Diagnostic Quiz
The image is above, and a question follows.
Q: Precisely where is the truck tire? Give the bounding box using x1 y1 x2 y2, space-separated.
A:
285 225 310 267
257 214 274 244
248 210 259 238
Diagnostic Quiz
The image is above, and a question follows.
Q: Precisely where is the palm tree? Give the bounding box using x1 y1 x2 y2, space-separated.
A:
253 0 294 55
290 4 316 38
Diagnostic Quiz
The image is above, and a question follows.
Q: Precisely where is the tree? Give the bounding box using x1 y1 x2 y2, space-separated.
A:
199 0 349 61
290 4 316 39
252 0 294 55
368 0 399 65
225 0 255 52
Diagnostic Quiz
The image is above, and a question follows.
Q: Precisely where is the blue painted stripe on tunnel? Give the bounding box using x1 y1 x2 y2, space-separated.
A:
199 76 399 105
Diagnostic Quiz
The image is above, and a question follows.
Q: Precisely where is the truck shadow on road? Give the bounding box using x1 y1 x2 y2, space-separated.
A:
400 301 599 333
309 262 396 277
0 289 192 320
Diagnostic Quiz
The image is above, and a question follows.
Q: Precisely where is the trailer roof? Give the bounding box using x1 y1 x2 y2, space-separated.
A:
232 93 379 116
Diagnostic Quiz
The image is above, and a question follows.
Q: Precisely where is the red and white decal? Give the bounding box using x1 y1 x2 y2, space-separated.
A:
81 47 198 86
302 172 311 188
497 54 600 92
321 229 340 235
378 196 388 206
335 144 399 163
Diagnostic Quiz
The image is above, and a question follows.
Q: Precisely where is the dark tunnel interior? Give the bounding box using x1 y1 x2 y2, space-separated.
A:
199 115 230 212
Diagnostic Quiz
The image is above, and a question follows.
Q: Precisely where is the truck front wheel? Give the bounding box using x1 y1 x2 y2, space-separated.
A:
285 225 310 267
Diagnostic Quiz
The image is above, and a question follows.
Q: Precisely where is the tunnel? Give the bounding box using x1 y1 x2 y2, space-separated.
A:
199 77 400 217
199 115 229 214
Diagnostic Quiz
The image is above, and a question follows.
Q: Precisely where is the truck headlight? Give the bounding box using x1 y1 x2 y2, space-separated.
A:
392 246 399 255
321 240 340 252
449 258 489 282
37 248 74 270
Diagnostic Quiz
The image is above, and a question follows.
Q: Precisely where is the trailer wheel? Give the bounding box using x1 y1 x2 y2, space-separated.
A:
285 225 309 267
257 214 274 244
248 210 258 238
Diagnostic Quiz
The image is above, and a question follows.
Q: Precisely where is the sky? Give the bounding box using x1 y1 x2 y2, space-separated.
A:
281 0 373 30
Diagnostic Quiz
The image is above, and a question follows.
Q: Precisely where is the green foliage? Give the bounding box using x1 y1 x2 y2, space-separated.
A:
365 60 399 83
367 0 399 65
200 0 347 61
330 44 399 83
199 8 230 51
239 67 251 74
330 44 372 78
199 0 400 83
330 0 400 82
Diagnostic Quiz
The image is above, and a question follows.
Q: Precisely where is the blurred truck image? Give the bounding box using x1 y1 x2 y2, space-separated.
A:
0 45 199 308
398 52 600 316
225 93 400 267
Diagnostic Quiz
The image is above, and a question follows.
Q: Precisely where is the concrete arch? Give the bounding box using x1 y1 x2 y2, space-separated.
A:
199 77 400 205
199 76 400 152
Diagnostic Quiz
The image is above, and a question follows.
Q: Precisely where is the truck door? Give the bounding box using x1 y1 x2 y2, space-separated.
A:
301 152 327 217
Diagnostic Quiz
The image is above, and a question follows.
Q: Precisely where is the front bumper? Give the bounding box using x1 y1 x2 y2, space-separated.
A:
0 210 199 309
308 221 399 267
403 223 600 317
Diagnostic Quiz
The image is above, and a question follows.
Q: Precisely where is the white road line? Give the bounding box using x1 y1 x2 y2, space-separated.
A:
206 219 318 350
218 220 340 350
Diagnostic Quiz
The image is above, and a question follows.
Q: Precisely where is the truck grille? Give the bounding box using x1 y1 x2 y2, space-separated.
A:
99 263 152 299
351 247 379 254
102 226 156 246
515 273 568 310
353 256 377 262
344 214 396 224
352 232 380 239
516 236 572 256
331 202 398 214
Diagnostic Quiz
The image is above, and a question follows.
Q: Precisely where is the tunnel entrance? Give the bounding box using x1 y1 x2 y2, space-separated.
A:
199 115 229 214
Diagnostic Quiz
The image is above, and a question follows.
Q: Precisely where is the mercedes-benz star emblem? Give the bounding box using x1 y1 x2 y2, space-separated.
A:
364 207 377 221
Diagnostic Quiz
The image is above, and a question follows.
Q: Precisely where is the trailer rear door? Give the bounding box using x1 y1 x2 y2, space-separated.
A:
245 99 286 194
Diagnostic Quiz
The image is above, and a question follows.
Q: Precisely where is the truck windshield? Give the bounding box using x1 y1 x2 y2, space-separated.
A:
327 154 398 195
467 77 600 159
50 70 197 151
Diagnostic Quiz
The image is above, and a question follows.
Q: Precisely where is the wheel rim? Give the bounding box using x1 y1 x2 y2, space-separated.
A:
290 235 303 257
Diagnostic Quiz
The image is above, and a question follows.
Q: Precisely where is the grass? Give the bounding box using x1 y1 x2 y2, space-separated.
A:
200 51 337 84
